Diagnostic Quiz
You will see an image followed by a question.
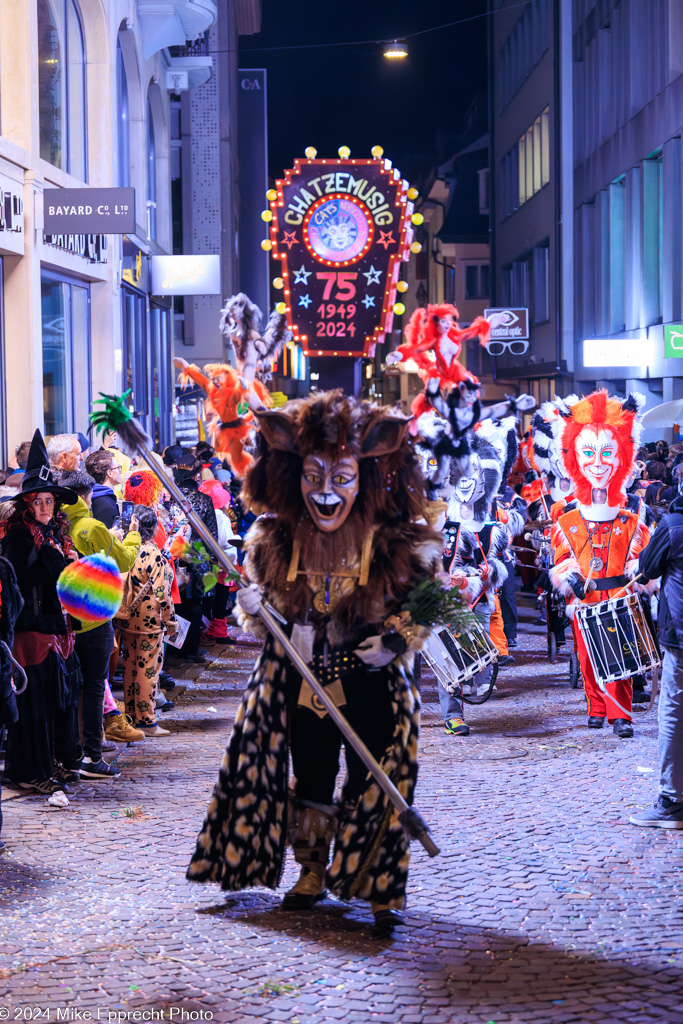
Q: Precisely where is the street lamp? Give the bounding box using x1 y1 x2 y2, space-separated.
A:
383 39 408 60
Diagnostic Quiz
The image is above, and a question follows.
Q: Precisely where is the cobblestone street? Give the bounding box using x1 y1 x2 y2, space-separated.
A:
1 602 682 1024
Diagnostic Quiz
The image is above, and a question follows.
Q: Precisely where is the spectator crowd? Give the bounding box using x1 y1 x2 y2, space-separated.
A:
0 429 246 851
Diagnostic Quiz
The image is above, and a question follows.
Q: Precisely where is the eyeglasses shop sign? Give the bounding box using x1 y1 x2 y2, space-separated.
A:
151 255 221 295
43 187 135 233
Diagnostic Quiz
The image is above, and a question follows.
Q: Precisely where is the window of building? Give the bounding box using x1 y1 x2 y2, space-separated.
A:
465 264 490 300
501 107 549 218
41 271 90 434
478 168 490 215
147 95 157 240
643 155 663 326
498 0 550 111
117 37 130 188
512 254 531 308
37 0 87 180
608 180 625 332
121 286 149 427
518 108 550 207
533 241 550 323
501 265 513 306
151 302 172 448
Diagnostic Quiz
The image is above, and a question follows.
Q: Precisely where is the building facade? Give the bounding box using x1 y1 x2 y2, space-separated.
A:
0 0 259 463
572 0 683 440
491 0 683 435
489 0 574 407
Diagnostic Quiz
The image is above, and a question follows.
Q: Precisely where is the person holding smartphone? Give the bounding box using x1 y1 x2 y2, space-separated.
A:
85 450 123 529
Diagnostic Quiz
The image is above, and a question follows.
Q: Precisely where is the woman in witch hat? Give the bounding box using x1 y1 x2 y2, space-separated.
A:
0 430 82 795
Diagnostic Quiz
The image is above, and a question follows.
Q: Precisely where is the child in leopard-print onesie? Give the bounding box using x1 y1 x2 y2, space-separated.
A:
118 506 177 731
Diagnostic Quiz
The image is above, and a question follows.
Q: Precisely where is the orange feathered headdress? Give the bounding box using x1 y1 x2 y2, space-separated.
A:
559 390 644 506
124 470 164 508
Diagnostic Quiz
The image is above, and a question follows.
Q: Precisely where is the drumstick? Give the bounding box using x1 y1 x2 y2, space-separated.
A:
612 573 644 600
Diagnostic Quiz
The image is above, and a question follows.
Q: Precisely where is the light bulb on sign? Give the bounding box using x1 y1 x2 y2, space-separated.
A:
272 277 284 289
305 147 317 159
393 302 406 316
411 212 424 225
261 240 273 251
409 242 422 254
338 146 351 159
261 210 273 222
275 301 286 314
407 187 419 201
266 188 277 202
371 145 384 158
396 280 409 293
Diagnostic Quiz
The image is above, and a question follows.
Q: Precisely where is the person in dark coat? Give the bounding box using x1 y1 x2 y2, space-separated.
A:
632 482 683 828
0 431 81 796
168 451 217 664
0 554 24 850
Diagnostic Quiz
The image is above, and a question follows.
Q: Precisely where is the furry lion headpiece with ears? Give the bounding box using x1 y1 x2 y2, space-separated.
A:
242 389 428 529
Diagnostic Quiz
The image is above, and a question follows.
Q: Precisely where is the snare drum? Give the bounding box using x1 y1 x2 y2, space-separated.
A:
574 592 660 686
423 621 499 696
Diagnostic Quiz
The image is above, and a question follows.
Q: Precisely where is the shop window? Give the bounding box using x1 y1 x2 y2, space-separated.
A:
122 287 149 429
41 272 90 435
37 0 87 180
151 303 172 448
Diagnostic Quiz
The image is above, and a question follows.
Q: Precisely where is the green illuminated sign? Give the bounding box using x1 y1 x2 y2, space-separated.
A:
664 325 683 358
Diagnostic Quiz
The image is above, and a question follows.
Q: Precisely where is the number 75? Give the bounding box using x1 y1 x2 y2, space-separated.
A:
315 272 357 301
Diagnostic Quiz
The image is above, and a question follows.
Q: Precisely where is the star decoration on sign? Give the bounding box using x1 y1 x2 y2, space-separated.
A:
293 264 311 285
361 295 376 309
362 265 382 286
298 293 312 308
283 231 299 249
377 231 395 250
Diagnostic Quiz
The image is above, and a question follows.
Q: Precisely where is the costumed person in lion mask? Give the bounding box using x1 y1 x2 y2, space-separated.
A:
187 391 446 930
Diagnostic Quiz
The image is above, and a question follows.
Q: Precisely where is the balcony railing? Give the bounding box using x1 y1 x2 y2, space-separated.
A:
168 31 210 58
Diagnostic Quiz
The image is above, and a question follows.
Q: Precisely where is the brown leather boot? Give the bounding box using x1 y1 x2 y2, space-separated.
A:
282 802 336 910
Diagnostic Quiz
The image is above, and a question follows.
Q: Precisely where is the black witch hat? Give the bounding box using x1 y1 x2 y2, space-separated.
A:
13 429 78 505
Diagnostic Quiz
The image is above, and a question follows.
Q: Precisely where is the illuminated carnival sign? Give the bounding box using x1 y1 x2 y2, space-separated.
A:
263 147 420 358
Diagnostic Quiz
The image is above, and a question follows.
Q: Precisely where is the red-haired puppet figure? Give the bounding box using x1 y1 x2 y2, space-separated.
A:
387 304 491 422
549 391 652 737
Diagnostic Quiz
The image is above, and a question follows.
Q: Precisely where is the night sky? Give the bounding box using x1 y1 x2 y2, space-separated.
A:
239 0 489 188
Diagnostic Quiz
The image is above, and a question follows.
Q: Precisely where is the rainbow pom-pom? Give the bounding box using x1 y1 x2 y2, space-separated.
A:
57 552 124 624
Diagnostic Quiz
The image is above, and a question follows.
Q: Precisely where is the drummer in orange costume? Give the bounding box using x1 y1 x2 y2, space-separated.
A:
549 391 652 737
